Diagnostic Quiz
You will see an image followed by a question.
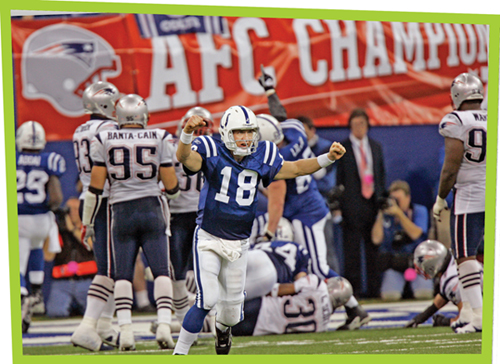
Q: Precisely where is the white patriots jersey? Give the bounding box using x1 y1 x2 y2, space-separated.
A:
73 118 117 198
438 110 487 214
188 136 284 240
252 277 332 336
438 258 460 306
168 138 203 214
90 128 175 204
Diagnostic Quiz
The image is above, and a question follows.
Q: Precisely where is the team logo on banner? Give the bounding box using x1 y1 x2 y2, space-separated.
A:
21 23 122 116
134 14 229 37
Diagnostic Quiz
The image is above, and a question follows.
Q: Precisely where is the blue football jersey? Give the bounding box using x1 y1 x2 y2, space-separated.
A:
187 136 284 240
253 240 310 283
17 151 66 215
279 120 329 224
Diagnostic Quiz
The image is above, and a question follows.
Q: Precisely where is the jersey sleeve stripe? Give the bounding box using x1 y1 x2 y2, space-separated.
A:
199 136 211 158
207 136 218 157
263 141 271 164
269 142 277 166
48 152 55 171
450 112 464 125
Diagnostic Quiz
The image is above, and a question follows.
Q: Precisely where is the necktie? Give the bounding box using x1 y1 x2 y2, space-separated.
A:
359 143 374 199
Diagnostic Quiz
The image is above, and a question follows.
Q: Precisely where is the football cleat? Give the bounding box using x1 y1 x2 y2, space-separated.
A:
71 324 103 352
119 325 136 351
30 290 45 315
455 322 482 334
336 305 371 330
21 295 32 333
98 328 120 348
156 323 175 349
215 326 232 355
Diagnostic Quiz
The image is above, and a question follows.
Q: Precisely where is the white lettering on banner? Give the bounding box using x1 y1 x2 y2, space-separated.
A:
324 20 362 82
197 33 231 104
147 36 196 112
233 17 276 95
455 24 477 65
474 24 488 63
424 23 445 70
443 24 460 67
294 19 328 86
363 21 392 78
391 22 425 74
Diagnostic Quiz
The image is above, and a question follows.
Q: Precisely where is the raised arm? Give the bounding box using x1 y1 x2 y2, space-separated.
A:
275 141 346 180
176 115 205 173
258 64 287 121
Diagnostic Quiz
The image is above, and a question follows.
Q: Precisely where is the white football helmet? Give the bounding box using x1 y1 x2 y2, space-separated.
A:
177 106 214 137
16 121 47 152
115 94 149 128
219 105 259 156
256 114 284 145
326 276 353 309
274 217 294 242
82 81 120 120
451 73 484 109
414 240 451 279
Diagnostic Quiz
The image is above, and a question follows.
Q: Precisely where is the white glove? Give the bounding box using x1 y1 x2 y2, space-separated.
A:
81 225 95 251
294 274 320 293
433 196 448 221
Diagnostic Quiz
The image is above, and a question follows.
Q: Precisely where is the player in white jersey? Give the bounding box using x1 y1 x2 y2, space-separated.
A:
433 73 486 333
169 107 215 330
80 94 179 351
233 274 352 336
16 121 65 333
71 81 121 351
407 240 482 329
173 105 346 355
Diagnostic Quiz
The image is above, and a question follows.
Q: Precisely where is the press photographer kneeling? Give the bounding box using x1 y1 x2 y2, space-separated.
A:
371 180 434 301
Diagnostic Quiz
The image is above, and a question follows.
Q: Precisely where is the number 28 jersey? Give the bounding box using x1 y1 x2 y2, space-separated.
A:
90 128 175 205
187 137 284 240
438 109 487 214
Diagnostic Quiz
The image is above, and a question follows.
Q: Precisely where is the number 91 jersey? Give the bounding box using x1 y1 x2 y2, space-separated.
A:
438 109 487 214
188 136 284 240
17 151 66 215
91 128 175 204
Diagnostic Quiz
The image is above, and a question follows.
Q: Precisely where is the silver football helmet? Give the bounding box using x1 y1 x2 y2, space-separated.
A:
451 73 484 109
82 81 120 120
256 113 284 145
115 94 149 128
177 106 214 137
414 240 451 279
16 121 46 152
326 276 353 309
219 105 259 156
274 217 294 242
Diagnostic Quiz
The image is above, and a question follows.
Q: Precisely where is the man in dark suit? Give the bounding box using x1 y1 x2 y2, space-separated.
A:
336 108 386 300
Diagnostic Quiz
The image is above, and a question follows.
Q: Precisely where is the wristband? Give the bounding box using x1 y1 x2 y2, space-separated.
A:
180 130 194 144
265 89 276 97
270 283 280 297
317 153 335 168
166 182 181 200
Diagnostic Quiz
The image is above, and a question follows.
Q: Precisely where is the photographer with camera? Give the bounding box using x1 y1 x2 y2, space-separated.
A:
371 180 434 301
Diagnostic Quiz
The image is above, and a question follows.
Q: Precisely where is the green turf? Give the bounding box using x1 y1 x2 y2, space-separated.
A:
22 327 481 356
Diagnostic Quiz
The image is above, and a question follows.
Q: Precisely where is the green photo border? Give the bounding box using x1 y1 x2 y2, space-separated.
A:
1 2 497 364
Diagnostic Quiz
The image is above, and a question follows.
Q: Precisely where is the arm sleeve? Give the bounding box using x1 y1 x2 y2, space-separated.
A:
90 134 106 166
267 93 287 122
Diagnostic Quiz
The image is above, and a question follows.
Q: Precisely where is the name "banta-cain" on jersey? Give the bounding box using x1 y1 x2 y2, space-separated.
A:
107 131 159 139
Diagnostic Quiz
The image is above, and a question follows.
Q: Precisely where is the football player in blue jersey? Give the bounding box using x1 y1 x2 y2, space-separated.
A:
80 94 180 351
173 105 345 355
71 81 121 351
256 68 370 330
16 120 65 333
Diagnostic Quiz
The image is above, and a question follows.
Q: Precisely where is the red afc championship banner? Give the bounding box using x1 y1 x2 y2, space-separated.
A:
11 14 489 141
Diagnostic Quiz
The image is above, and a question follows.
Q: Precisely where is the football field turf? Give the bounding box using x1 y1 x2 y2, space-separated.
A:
21 300 481 355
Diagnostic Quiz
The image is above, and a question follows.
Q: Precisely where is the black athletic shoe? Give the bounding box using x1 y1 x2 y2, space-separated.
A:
215 327 232 355
337 305 371 330
433 314 451 327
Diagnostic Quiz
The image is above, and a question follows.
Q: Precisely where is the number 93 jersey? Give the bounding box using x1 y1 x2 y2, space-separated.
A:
91 128 175 204
17 151 66 214
188 136 284 240
439 109 487 214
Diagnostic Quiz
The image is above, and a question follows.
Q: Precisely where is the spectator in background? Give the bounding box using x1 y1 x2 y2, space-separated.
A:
46 197 97 317
371 180 433 301
336 108 386 298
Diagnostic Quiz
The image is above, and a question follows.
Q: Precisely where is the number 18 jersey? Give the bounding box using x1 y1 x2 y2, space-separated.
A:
90 128 175 204
438 109 487 214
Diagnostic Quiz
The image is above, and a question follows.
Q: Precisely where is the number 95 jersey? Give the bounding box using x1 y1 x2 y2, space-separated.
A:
91 128 175 204
188 136 284 240
438 109 487 214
